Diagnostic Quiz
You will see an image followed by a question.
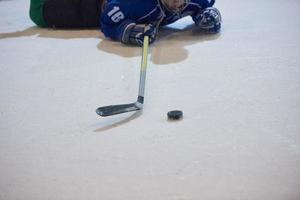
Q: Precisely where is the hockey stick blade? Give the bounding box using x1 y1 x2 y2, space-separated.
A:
96 102 142 117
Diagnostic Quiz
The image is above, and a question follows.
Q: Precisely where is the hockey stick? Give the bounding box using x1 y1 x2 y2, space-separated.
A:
96 36 149 117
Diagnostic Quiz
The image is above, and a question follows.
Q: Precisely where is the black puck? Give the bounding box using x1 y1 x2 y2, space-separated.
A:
167 110 183 120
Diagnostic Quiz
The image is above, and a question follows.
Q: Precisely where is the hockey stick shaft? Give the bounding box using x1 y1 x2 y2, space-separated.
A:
137 36 149 104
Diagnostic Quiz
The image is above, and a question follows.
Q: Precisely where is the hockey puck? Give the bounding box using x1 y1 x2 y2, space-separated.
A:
167 110 183 120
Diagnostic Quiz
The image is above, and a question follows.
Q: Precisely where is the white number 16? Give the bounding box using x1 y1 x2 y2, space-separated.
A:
107 6 124 23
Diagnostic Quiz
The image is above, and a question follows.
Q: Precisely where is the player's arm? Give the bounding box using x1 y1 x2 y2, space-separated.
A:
100 3 132 40
100 3 157 46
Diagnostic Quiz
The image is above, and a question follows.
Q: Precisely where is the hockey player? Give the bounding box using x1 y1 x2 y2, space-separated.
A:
29 0 221 45
101 0 222 45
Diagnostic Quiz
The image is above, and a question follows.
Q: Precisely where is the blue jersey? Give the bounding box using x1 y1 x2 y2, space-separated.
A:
100 0 215 41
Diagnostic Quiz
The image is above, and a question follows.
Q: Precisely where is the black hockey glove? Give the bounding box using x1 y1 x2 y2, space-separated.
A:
122 23 157 46
194 7 222 33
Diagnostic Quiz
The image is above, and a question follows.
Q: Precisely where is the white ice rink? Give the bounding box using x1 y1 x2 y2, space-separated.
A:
1 0 300 199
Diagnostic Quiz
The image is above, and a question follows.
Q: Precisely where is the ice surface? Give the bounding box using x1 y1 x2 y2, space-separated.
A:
0 0 300 199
